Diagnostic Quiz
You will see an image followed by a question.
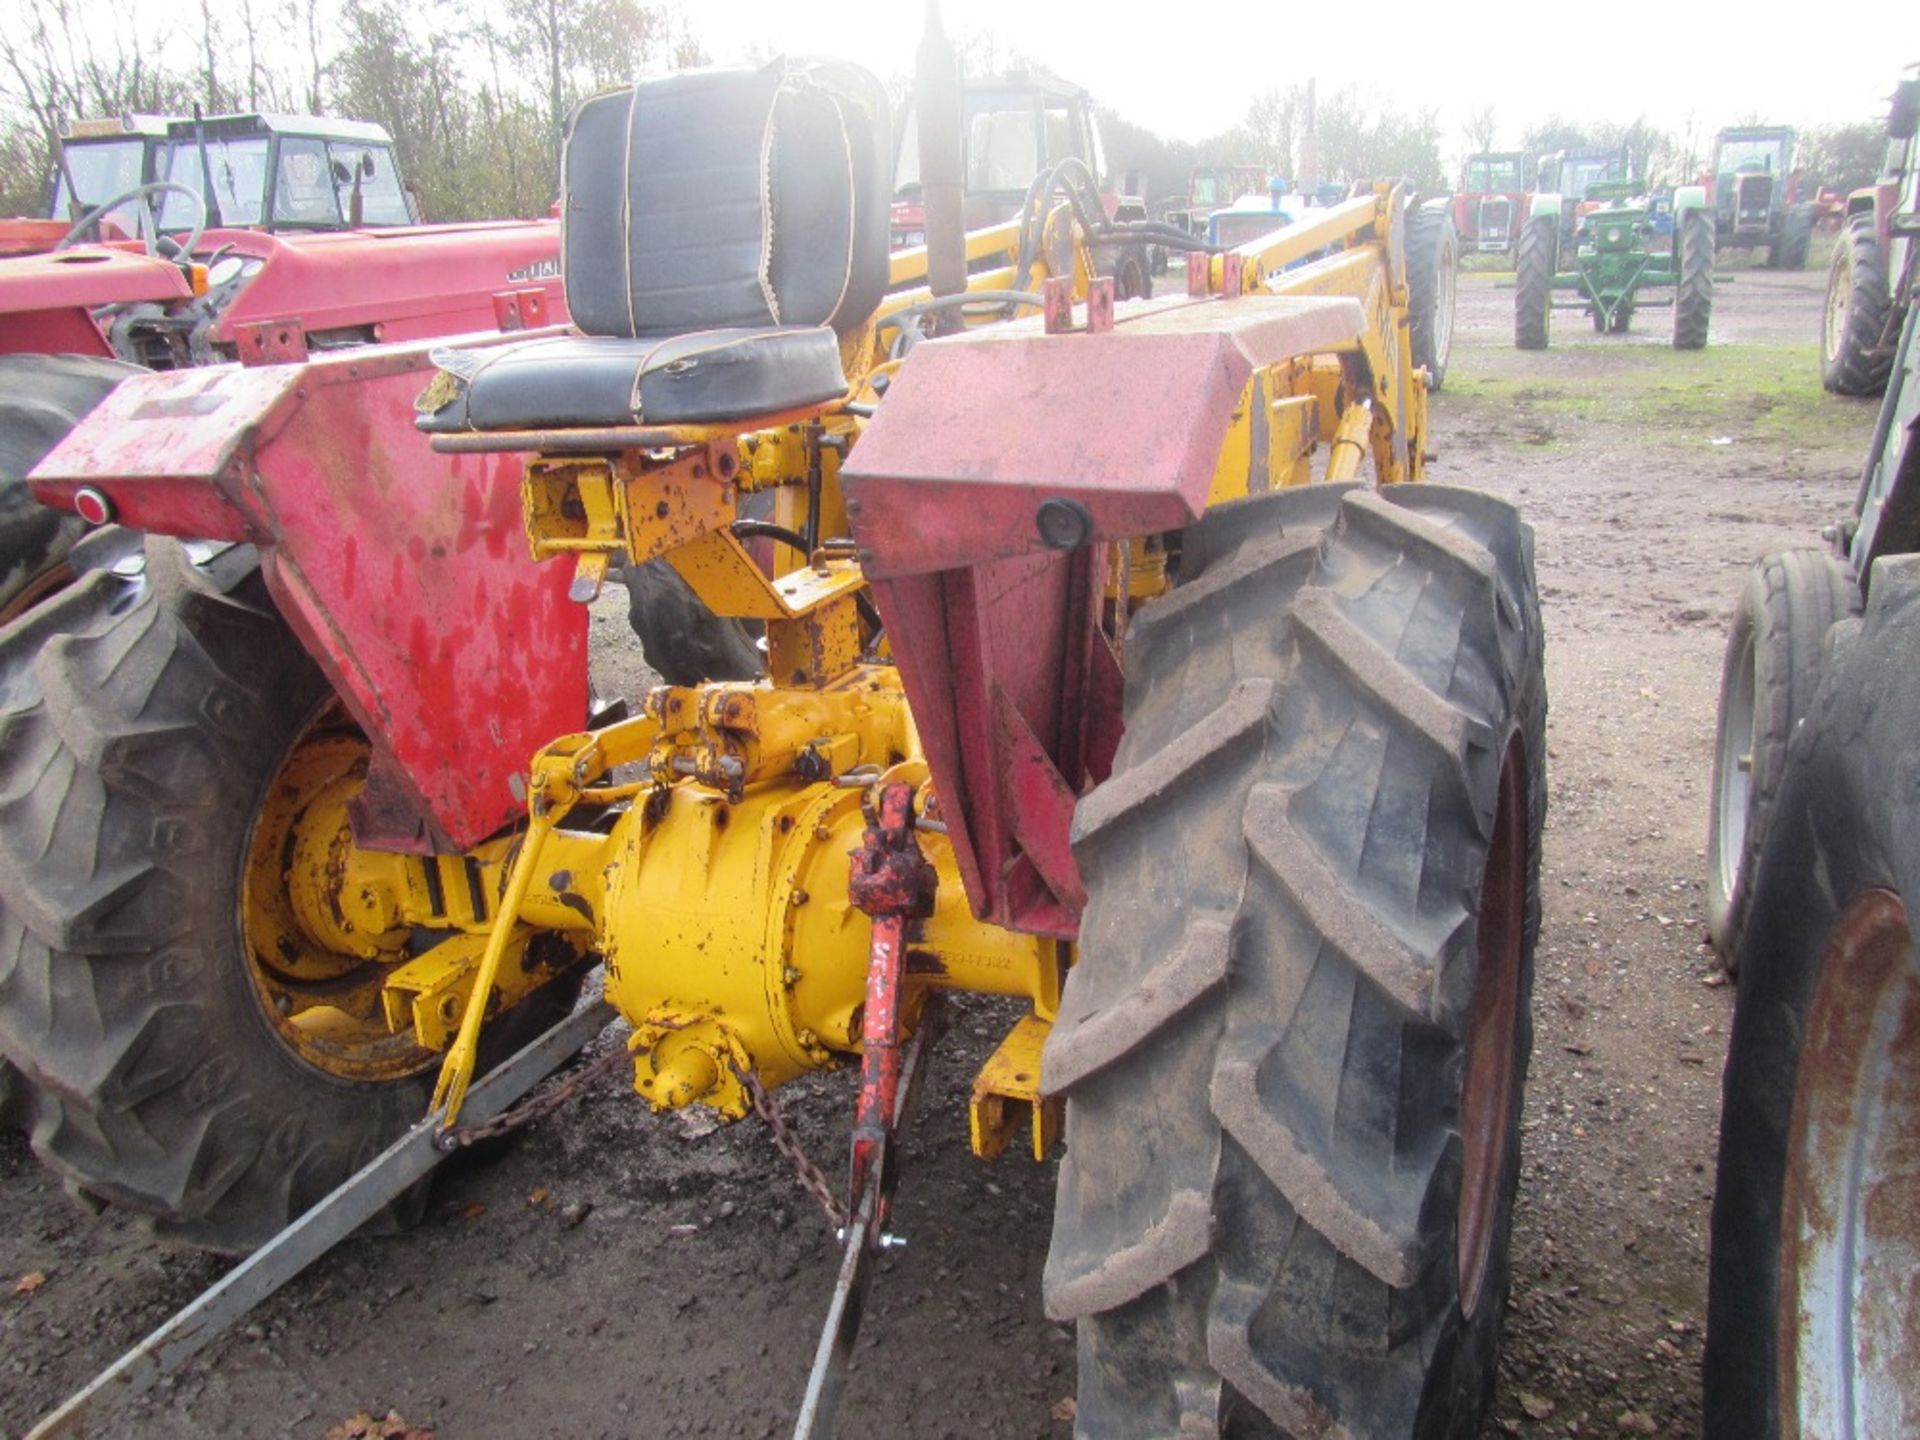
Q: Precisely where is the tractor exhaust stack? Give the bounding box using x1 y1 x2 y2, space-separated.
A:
915 1 967 313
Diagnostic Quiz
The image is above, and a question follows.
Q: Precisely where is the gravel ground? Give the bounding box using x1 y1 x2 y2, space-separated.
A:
0 249 1882 1439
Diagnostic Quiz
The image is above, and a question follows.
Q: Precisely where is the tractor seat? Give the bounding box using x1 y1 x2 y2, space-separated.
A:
418 59 889 436
419 327 846 431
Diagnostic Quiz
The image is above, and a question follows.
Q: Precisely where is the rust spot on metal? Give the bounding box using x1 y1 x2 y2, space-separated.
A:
904 948 947 976
1779 888 1920 1422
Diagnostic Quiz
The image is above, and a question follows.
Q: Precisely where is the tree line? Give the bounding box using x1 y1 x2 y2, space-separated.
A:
0 5 1893 227
0 0 704 222
1104 84 1888 212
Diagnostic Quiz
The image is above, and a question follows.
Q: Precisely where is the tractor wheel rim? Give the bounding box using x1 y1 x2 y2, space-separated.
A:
1458 732 1528 1320
1712 631 1757 901
1824 258 1851 364
240 703 433 1083
0 560 75 627
1780 889 1920 1438
1435 235 1457 369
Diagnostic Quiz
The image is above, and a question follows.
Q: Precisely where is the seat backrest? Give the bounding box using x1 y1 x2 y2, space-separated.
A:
562 59 891 340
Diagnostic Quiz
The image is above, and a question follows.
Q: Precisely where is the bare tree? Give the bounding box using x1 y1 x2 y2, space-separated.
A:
1462 104 1497 157
1244 85 1301 179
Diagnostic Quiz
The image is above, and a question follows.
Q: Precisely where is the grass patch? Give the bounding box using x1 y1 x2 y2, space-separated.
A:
1444 343 1861 451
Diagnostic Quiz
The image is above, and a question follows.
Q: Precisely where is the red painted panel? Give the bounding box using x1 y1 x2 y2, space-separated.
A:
30 338 587 851
0 244 191 354
209 221 567 345
845 295 1363 937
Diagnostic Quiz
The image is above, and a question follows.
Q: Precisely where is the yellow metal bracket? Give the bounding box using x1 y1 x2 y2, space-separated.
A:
382 926 581 1052
522 445 739 601
969 1011 1061 1161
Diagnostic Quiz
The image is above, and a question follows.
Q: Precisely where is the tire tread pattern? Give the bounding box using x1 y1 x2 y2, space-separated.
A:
1044 482 1546 1438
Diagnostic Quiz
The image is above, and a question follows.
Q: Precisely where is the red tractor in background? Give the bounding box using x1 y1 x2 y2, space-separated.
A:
1160 163 1269 239
888 68 1157 296
1454 151 1531 258
0 110 566 623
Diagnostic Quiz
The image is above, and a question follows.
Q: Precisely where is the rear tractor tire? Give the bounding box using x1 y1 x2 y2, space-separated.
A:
1045 481 1546 1437
0 354 144 625
1112 245 1153 302
1705 554 1920 1437
1515 214 1556 350
1406 199 1460 389
0 540 580 1251
1673 209 1714 351
622 556 763 684
1772 202 1815 272
1821 216 1893 397
1705 548 1857 974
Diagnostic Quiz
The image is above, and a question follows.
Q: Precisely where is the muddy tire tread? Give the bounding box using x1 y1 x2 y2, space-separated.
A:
1406 200 1458 389
1821 216 1893 397
1705 548 1858 973
1673 210 1714 350
1044 482 1546 1438
1514 216 1554 350
0 354 144 623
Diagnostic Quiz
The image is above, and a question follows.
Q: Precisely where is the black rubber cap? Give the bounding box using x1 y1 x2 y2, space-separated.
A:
1036 497 1093 550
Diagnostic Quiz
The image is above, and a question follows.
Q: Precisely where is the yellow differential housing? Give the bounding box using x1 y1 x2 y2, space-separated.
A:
593 668 1062 1117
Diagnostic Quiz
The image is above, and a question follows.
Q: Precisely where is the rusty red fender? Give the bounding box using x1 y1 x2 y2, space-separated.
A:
840 293 1363 937
30 334 587 853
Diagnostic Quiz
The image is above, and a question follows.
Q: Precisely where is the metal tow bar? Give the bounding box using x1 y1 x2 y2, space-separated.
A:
26 999 618 1440
791 782 944 1440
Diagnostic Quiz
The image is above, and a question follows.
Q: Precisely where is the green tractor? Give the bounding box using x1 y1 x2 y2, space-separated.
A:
1515 181 1715 349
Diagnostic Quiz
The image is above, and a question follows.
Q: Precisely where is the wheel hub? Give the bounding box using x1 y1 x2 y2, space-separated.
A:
1780 889 1920 1438
1712 630 1757 902
240 706 432 1082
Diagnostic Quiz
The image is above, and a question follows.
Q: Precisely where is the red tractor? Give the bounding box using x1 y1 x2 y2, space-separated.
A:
1454 151 1531 258
0 110 566 623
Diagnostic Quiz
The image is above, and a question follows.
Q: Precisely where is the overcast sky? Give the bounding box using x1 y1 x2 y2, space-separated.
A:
692 2 1913 151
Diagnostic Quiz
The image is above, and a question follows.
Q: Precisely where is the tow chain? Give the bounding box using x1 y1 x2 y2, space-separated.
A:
433 1040 631 1150
732 1060 851 1231
429 1023 850 1233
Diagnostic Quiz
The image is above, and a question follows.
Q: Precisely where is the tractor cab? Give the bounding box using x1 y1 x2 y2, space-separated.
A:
889 68 1151 294
45 114 177 229
1538 148 1628 203
1166 164 1268 235
891 69 1142 245
1456 150 1530 254
152 113 419 233
1709 126 1796 246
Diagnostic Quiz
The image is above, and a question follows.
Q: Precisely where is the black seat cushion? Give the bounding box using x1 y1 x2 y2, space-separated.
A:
418 326 847 432
564 58 891 338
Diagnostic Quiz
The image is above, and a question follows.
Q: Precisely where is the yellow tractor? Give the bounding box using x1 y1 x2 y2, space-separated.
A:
8 25 1540 1439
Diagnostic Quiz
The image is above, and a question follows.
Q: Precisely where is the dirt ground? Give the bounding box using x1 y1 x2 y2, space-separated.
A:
0 250 1883 1439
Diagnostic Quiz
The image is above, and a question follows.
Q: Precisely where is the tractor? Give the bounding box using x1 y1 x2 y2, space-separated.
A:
0 109 566 626
1513 179 1714 348
1159 163 1269 239
8 28 1544 1440
1535 147 1629 253
1821 73 1918 396
1699 185 1920 1436
1455 150 1531 258
1705 125 1816 269
888 67 1160 298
